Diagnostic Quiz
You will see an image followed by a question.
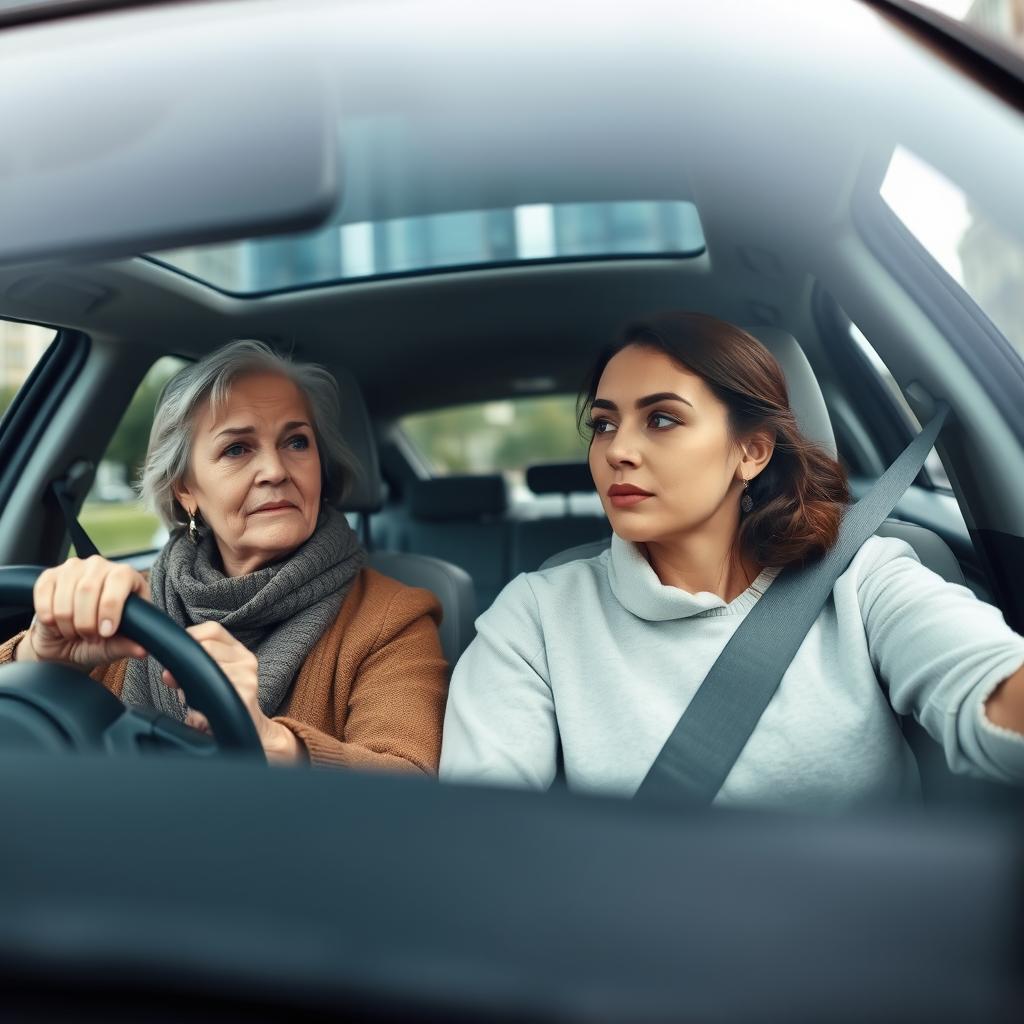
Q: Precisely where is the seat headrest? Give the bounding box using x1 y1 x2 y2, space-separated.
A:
526 462 595 495
409 475 508 522
334 365 385 514
741 326 836 457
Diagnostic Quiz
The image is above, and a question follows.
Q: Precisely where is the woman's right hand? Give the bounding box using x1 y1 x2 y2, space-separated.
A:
16 556 150 669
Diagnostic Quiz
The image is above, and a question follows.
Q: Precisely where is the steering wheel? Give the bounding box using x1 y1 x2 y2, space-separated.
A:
0 566 264 760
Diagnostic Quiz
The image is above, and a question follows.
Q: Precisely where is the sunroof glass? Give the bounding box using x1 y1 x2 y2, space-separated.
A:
149 200 705 295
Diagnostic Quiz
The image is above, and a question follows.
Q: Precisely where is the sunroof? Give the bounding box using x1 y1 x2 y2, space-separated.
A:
149 200 705 295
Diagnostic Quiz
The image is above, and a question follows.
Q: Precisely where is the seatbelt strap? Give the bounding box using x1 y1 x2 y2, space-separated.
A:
636 404 949 807
51 472 100 558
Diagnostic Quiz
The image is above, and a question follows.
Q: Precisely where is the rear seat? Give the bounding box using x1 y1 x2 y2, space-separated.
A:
509 462 611 575
377 464 611 615
385 474 511 612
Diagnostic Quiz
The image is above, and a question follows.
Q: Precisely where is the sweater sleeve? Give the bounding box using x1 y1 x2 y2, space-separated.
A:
857 537 1024 782
0 630 24 665
440 574 559 790
274 586 448 774
0 629 128 693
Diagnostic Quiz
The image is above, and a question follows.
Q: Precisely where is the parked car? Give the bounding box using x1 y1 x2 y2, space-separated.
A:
0 0 1022 1020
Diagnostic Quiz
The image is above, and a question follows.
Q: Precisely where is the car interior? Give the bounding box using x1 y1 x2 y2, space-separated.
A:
1 0 1023 1019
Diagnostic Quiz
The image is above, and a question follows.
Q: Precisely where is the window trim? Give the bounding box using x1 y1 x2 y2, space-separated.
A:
861 1 1024 118
811 286 927 472
143 250 708 300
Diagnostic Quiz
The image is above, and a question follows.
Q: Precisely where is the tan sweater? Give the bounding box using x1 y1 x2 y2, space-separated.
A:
0 567 448 774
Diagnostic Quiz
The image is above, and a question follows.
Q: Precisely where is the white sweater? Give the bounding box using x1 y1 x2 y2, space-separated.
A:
440 534 1024 809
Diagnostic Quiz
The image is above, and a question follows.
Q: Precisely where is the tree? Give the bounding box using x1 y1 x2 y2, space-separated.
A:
104 361 183 483
492 399 586 471
0 384 18 421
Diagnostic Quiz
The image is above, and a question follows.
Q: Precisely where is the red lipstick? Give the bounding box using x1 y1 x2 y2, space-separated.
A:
607 483 653 509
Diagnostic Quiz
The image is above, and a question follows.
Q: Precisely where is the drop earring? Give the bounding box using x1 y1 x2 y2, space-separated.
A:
188 510 199 543
740 478 754 514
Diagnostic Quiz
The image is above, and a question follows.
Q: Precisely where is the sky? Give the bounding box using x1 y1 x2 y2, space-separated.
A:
880 147 971 284
916 0 974 17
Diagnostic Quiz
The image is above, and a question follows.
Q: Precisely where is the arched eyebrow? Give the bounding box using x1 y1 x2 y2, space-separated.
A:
591 392 694 411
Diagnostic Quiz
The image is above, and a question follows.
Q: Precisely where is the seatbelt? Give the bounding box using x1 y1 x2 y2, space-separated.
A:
50 462 100 558
636 404 949 807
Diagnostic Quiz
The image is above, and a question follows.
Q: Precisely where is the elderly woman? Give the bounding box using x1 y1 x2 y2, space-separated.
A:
0 340 447 770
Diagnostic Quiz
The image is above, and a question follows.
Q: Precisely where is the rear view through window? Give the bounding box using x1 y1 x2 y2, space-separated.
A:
401 395 593 507
76 356 188 557
0 319 55 420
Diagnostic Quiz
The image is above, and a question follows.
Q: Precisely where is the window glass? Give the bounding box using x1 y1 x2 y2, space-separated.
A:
401 396 595 508
151 200 705 295
76 356 188 557
880 146 1024 361
910 1 1024 54
0 320 56 420
848 323 952 489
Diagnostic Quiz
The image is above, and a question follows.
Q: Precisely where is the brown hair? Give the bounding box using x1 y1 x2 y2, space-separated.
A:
578 312 849 567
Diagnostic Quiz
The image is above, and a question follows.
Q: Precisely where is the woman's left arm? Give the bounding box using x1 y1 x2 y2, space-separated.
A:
985 663 1024 734
275 587 448 774
858 538 1024 782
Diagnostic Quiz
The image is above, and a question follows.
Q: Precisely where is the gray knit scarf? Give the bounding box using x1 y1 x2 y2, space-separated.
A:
121 506 366 722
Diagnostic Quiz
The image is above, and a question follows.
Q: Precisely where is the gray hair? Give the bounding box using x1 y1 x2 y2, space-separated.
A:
140 340 360 529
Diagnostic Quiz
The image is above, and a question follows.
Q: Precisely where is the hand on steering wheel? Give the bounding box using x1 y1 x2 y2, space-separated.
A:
0 565 264 758
17 556 150 668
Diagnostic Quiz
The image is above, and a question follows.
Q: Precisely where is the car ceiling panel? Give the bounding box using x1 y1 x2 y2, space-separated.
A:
5 0 1024 271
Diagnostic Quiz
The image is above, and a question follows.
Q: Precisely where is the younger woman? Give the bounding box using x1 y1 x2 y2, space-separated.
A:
440 313 1024 809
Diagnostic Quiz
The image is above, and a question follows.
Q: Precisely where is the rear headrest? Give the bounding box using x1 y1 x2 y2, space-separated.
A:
409 475 508 522
333 327 832 514
334 365 386 514
741 327 837 458
526 462 595 495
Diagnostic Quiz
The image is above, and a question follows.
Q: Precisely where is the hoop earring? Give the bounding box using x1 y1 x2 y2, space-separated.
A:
740 478 754 514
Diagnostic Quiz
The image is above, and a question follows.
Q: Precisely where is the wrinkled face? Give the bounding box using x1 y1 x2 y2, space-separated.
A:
175 372 321 576
587 345 746 545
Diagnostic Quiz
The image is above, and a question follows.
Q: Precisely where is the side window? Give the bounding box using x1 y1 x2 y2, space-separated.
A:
0 319 57 420
400 395 595 510
77 356 189 557
881 146 1024 362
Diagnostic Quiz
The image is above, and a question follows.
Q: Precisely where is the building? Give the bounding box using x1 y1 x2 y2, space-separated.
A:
0 320 54 393
965 0 1024 42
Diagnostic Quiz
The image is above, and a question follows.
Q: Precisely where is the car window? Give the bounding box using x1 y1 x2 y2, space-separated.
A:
911 1 1024 54
75 356 188 558
0 319 57 421
880 145 1024 363
401 395 594 507
848 322 952 490
152 199 705 295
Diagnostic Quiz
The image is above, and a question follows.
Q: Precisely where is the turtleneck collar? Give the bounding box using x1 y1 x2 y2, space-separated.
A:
606 532 780 622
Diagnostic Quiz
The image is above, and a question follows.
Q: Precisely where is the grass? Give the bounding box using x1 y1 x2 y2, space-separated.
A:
74 503 164 558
